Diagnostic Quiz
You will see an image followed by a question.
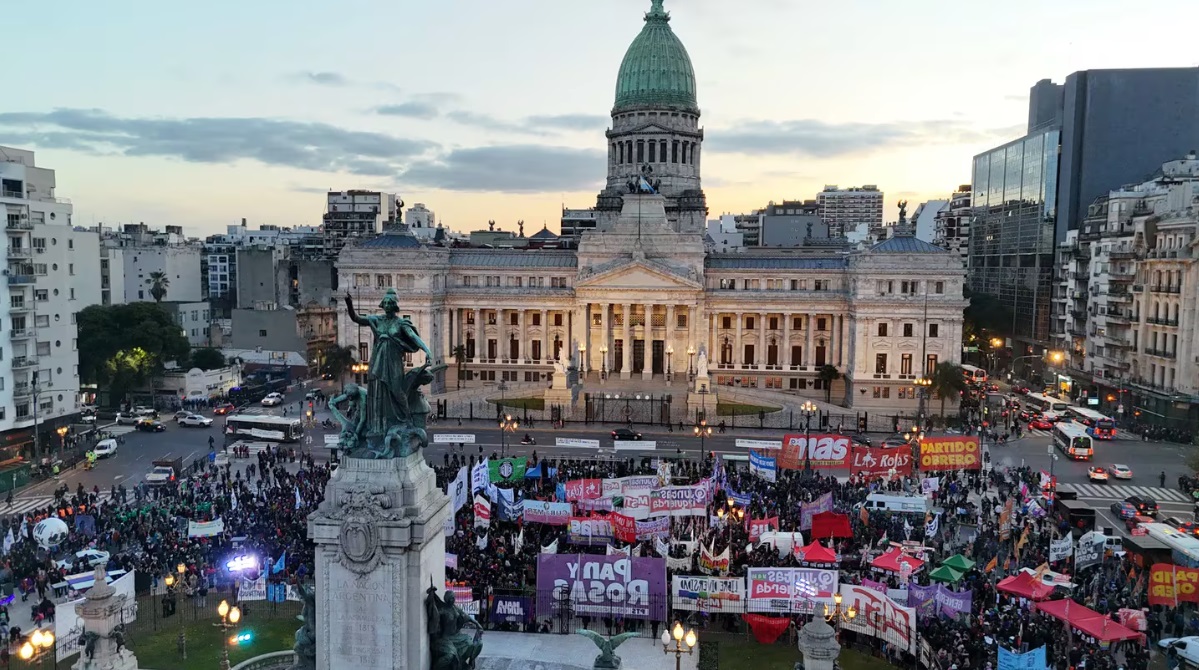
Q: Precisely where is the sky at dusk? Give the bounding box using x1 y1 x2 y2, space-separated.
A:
3 0 1198 238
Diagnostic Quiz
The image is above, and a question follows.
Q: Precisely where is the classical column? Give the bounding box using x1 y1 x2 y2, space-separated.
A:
518 309 526 363
758 312 768 369
735 312 743 368
642 303 655 380
539 309 548 362
666 304 676 376
600 303 610 373
621 303 632 379
709 310 716 362
805 315 814 368
836 315 844 367
473 308 483 364
783 312 791 369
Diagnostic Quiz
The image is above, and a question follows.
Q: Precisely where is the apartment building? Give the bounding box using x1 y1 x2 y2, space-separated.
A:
817 185 884 238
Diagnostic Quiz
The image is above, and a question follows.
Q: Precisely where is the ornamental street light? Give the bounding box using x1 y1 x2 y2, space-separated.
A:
693 419 712 455
665 346 674 383
686 345 695 381
499 414 519 457
19 628 54 666
216 599 242 670
600 345 609 381
823 592 858 627
660 621 697 670
716 498 744 547
800 401 818 472
578 344 587 375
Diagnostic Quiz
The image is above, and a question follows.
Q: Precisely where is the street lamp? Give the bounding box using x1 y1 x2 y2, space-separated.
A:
913 376 931 432
823 592 858 626
55 426 68 453
800 401 818 472
19 628 54 665
716 498 744 547
498 413 519 457
600 345 608 381
665 346 673 382
578 344 587 375
687 345 695 381
216 599 242 670
660 621 697 670
693 419 712 455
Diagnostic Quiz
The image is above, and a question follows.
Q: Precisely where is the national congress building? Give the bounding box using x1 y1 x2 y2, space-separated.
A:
336 0 967 413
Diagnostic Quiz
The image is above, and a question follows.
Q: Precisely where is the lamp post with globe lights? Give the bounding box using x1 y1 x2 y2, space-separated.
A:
824 591 858 629
715 498 744 547
800 400 818 472
660 621 697 670
168 562 187 658
19 629 54 668
498 413 519 457
693 419 712 456
216 599 242 670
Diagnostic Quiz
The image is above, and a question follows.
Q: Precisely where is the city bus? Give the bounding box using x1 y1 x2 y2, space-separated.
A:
960 364 988 384
225 414 303 443
1053 421 1094 461
1026 392 1073 415
1065 407 1118 440
229 379 288 405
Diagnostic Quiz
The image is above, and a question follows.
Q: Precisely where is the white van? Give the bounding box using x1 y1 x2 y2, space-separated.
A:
858 494 930 515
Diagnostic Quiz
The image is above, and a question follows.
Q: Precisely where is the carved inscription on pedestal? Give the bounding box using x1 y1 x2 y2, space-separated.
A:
328 561 393 669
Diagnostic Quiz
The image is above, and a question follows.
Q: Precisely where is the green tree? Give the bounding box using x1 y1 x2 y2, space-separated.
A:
816 364 841 404
452 344 468 390
146 271 170 303
78 303 191 406
963 286 1012 341
189 347 227 371
930 362 969 417
321 345 355 382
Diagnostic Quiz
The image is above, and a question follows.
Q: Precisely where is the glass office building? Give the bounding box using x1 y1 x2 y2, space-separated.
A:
968 129 1060 344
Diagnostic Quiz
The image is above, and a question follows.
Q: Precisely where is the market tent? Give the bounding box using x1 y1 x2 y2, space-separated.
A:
871 548 925 574
928 565 965 584
795 540 838 564
1035 599 1145 644
811 511 853 539
941 554 975 572
996 573 1055 601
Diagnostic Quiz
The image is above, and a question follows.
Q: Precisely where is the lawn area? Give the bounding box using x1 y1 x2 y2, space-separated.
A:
715 402 779 417
708 633 894 670
100 615 294 670
489 397 546 411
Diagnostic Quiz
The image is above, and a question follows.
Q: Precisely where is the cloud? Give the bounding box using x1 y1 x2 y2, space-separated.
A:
376 101 441 120
0 108 437 176
296 71 349 87
526 114 608 131
444 111 544 135
401 145 604 193
706 119 1019 158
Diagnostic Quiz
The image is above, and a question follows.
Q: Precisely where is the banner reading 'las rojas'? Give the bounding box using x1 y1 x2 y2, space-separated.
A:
536 554 667 619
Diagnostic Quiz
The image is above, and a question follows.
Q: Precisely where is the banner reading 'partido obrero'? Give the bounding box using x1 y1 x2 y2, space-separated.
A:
918 436 981 471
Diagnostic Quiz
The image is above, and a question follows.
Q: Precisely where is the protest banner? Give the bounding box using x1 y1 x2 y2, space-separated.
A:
1149 563 1199 606
747 516 779 543
568 516 614 546
490 595 533 623
1075 531 1106 570
635 517 670 540
699 543 730 575
918 436 981 471
473 495 492 529
839 584 917 654
800 492 834 531
188 518 225 538
778 434 852 470
1049 536 1074 563
672 576 746 612
997 646 1047 670
610 513 637 544
851 445 913 477
565 479 603 501
238 576 267 601
746 567 838 613
522 501 572 525
649 485 709 517
488 458 528 485
749 450 778 482
621 492 651 520
536 554 667 619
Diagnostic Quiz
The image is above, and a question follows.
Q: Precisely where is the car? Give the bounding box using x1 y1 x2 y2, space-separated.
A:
846 433 873 447
1174 521 1199 538
214 403 236 415
1159 637 1199 667
1018 410 1041 422
986 384 1000 393
55 549 111 571
115 412 140 426
1011 385 1031 395
172 410 192 422
80 413 97 424
1110 464 1133 480
1127 514 1156 533
135 419 166 433
179 414 213 427
93 439 118 458
1125 495 1159 517
1087 467 1109 482
133 406 158 419
261 393 284 407
611 428 642 441
881 435 911 448
1109 501 1138 520
1030 418 1055 431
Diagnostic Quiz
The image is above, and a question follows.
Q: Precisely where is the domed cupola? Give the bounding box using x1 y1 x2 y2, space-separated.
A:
613 0 698 115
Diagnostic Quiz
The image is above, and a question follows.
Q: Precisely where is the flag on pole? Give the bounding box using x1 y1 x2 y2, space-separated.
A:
476 533 488 550
1 528 12 556
984 556 997 573
541 538 558 554
272 552 286 574
294 487 303 510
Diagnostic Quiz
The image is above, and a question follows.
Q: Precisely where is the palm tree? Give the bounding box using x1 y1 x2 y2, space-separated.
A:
816 364 841 404
321 345 355 385
930 362 969 417
452 344 468 389
146 271 170 303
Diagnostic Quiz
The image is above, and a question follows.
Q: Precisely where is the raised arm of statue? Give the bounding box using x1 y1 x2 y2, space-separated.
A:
344 292 371 328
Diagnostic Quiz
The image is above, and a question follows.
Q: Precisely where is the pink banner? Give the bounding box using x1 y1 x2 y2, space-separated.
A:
565 479 603 501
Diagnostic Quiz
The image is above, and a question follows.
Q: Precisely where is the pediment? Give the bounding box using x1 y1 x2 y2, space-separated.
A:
576 259 701 290
627 123 675 135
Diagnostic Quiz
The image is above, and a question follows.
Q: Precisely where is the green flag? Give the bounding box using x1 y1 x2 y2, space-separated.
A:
488 458 527 484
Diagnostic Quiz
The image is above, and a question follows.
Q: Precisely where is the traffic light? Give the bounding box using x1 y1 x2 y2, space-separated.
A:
230 632 253 645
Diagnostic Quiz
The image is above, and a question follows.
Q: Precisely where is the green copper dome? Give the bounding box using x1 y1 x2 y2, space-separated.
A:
613 0 698 114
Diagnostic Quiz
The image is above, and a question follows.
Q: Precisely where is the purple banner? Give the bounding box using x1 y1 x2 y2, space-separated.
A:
636 517 670 541
907 583 971 620
490 595 533 623
536 554 667 620
936 586 972 619
800 492 834 531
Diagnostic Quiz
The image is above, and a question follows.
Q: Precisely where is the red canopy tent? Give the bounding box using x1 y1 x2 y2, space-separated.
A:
996 573 1055 601
811 511 853 539
795 540 837 564
1034 599 1146 644
870 548 925 573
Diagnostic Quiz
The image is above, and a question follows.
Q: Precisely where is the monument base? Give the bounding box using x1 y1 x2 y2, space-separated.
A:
309 454 450 670
686 386 716 417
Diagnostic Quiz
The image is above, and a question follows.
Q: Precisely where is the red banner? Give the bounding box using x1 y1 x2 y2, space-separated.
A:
610 512 637 544
778 434 852 470
850 445 913 477
747 516 779 543
1149 563 1199 606
565 478 603 501
918 436 981 471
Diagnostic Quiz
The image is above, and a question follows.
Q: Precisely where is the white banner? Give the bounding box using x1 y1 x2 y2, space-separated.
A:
56 571 138 662
614 441 656 451
471 459 489 494
839 584 917 655
447 466 469 513
673 575 747 612
188 518 225 538
556 438 600 448
248 428 286 441
434 433 476 444
238 576 267 601
323 434 339 445
1050 536 1074 562
735 439 782 450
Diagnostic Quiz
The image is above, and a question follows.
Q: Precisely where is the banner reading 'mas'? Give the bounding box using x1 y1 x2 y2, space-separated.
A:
536 554 666 619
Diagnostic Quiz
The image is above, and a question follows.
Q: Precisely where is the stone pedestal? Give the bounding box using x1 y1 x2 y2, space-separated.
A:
686 383 714 417
308 454 450 670
796 620 841 670
72 566 139 670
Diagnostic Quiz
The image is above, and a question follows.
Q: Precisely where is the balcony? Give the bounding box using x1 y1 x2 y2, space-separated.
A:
1107 291 1132 303
1 190 22 199
1151 285 1183 294
1071 271 1090 281
11 383 30 399
1107 338 1134 349
5 248 31 260
9 328 35 340
1146 317 1179 327
1144 348 1176 360
8 302 31 314
1067 327 1087 338
5 220 32 231
1069 309 1087 320
11 356 37 369
6 275 34 286
1109 272 1135 283
1109 250 1139 260
1106 310 1132 323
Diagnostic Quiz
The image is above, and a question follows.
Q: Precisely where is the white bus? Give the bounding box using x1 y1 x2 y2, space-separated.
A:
1053 422 1094 461
960 364 988 384
1026 392 1073 415
225 414 303 443
1065 407 1118 440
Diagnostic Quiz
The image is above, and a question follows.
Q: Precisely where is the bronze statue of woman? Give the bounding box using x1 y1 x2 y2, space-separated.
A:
345 289 433 444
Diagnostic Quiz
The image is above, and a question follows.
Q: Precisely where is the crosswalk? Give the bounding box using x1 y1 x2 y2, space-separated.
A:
1066 483 1191 503
2 493 114 516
